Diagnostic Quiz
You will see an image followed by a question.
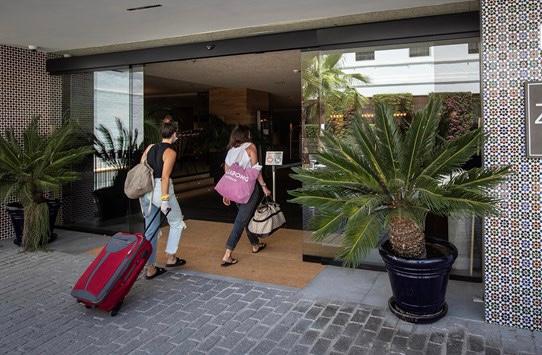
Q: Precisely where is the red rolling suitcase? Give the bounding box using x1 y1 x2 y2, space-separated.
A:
72 209 166 316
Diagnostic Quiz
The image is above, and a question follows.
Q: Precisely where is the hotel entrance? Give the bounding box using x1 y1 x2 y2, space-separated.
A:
57 13 483 284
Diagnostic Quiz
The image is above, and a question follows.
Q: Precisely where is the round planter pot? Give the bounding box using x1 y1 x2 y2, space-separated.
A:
5 199 61 246
379 238 458 324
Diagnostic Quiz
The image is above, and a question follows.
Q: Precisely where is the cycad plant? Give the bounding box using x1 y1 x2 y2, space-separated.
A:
290 97 509 265
0 118 93 251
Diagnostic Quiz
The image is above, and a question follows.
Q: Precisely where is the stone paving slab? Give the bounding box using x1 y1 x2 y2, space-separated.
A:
0 243 540 355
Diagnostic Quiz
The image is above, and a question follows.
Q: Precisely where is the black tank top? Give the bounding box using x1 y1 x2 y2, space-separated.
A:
148 142 174 179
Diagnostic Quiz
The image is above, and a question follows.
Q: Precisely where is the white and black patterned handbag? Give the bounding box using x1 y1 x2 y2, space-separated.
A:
248 197 286 237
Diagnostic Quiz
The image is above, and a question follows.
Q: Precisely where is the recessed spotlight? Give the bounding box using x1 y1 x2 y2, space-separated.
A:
127 4 162 11
292 69 301 73
63 54 72 58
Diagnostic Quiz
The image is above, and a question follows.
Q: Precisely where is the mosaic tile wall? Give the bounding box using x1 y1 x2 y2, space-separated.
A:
481 0 542 331
0 45 62 240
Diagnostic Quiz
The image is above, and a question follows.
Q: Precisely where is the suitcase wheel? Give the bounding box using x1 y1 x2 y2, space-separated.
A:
110 301 123 317
85 305 92 309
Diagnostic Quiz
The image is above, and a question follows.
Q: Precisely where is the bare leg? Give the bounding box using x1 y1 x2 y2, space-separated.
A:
146 265 157 277
166 254 177 264
222 249 233 262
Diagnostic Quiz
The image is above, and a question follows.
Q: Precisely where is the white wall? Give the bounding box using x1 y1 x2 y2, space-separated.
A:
338 42 480 97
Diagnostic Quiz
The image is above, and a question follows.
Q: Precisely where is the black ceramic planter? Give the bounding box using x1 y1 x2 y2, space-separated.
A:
379 238 458 324
5 199 61 246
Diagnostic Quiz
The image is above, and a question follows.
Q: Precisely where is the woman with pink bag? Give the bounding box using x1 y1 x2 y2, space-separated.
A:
219 125 271 266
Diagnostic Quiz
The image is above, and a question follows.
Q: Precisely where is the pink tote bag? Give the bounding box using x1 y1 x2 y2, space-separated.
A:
215 163 260 204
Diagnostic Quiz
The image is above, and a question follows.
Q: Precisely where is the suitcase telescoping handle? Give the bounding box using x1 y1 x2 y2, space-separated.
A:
143 208 171 242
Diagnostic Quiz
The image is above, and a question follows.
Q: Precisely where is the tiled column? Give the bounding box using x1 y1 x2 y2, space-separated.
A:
481 0 542 330
0 45 62 240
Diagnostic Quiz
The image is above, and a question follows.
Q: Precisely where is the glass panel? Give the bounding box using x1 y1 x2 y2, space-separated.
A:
301 39 482 277
61 66 144 233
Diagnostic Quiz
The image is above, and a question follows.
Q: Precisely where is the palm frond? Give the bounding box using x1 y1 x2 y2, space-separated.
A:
373 102 401 180
402 96 442 185
417 129 481 179
310 210 347 241
445 166 511 191
350 115 389 190
290 167 364 190
416 178 499 217
289 189 351 213
318 133 383 192
338 212 383 267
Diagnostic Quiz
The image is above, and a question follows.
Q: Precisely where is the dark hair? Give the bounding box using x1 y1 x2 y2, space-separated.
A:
228 125 251 149
160 121 178 139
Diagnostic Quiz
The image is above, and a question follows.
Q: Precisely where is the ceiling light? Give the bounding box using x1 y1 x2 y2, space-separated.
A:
292 69 300 73
63 54 72 58
126 4 162 11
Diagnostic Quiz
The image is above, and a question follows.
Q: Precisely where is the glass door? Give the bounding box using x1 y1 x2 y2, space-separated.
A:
62 66 144 233
301 39 482 278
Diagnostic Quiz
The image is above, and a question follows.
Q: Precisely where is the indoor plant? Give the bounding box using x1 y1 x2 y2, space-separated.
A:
290 97 510 323
202 114 231 183
0 117 92 250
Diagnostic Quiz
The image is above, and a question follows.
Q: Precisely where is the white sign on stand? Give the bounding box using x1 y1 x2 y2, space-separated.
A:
265 151 283 201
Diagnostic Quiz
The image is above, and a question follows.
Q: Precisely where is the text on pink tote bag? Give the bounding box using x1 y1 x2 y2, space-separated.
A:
215 163 260 204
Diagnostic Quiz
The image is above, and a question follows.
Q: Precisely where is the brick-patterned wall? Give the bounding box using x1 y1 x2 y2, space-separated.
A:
481 0 542 331
0 45 62 240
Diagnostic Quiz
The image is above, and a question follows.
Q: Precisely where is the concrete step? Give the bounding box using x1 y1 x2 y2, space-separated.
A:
172 173 211 184
175 185 214 200
173 177 215 193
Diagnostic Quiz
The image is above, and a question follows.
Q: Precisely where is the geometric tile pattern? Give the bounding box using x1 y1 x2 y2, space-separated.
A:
481 0 542 331
0 45 62 240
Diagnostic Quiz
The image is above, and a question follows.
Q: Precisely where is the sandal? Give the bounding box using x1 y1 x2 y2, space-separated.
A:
145 267 167 280
221 258 238 267
166 257 186 267
252 243 267 254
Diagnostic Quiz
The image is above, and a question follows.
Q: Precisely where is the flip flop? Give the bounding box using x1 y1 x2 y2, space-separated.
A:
252 243 267 254
221 258 238 267
166 257 186 267
145 267 167 280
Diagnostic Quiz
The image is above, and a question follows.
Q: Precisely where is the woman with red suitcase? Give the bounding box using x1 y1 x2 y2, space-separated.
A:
139 120 187 279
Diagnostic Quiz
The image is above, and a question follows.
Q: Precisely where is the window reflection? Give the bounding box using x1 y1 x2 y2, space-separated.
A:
301 39 482 278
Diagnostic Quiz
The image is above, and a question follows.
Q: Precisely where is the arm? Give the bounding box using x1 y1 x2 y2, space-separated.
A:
246 144 271 196
161 148 177 199
222 162 231 206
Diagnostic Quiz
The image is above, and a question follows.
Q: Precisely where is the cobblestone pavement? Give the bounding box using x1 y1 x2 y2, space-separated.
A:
0 244 540 355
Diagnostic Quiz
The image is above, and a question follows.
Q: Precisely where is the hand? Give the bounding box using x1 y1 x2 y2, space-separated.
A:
262 186 272 197
161 200 170 214
222 197 231 206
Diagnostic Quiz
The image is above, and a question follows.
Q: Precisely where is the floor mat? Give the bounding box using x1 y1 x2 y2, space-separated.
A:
87 219 324 288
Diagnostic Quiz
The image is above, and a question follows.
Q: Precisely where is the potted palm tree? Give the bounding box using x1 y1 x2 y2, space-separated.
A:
0 118 93 250
290 97 510 323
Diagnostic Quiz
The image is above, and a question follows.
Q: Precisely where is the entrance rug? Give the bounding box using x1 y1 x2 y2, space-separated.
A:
88 219 324 288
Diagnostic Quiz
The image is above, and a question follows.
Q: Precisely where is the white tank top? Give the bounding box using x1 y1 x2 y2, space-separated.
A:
225 142 260 169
